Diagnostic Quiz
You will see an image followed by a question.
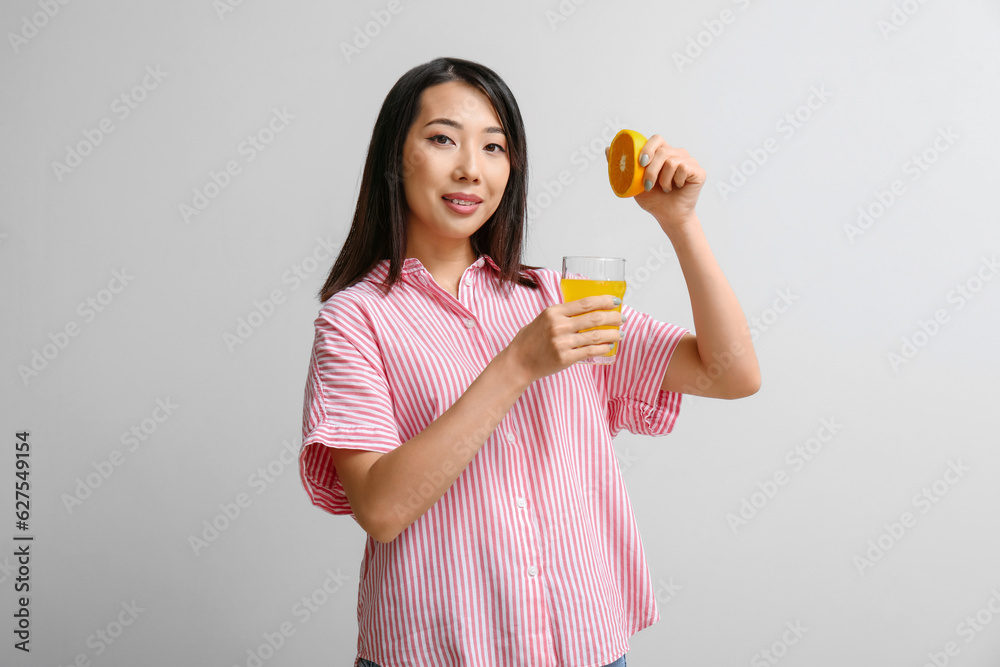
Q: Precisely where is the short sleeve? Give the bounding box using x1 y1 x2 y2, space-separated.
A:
298 302 403 517
605 302 690 438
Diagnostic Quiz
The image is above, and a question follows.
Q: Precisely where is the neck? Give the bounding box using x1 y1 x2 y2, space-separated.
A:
405 238 478 297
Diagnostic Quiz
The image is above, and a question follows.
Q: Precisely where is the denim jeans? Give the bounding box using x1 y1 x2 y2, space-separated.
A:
358 655 626 667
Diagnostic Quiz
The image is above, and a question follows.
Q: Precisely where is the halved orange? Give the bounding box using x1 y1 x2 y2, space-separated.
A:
608 129 648 198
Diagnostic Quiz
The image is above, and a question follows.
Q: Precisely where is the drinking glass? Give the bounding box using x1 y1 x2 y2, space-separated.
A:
560 256 626 365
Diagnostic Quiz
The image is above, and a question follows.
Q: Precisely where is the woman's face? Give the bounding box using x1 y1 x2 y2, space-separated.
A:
401 81 510 255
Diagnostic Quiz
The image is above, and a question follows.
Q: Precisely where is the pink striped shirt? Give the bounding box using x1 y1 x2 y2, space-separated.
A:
299 254 688 667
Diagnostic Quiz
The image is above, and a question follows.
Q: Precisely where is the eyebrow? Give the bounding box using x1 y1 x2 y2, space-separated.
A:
424 118 505 135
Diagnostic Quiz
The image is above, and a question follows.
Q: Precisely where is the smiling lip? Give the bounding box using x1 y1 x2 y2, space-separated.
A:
442 192 483 205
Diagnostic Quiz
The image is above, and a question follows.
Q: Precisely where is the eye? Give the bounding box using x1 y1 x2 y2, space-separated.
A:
429 134 453 145
485 143 506 154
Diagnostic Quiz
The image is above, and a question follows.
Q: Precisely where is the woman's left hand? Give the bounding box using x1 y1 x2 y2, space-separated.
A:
606 135 707 232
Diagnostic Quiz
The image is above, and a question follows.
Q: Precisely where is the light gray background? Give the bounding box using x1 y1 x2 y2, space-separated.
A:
2 0 999 665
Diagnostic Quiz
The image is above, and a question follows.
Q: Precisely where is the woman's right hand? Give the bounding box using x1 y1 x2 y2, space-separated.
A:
504 295 625 384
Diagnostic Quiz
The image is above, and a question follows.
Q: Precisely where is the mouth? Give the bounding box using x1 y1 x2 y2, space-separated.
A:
442 192 483 205
442 193 483 214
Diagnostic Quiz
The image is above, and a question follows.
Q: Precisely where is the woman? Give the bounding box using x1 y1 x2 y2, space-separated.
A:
299 56 760 667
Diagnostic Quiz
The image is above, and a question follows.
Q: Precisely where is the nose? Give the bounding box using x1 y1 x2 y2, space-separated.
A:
453 144 481 183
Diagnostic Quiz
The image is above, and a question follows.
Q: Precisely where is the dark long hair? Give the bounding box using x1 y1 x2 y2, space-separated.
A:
317 57 540 302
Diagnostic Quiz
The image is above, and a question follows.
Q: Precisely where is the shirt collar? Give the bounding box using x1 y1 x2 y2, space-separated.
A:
363 254 501 285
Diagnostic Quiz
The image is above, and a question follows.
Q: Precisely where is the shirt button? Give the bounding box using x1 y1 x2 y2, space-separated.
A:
505 432 515 443
464 277 473 286
527 565 538 577
464 319 475 329
516 497 527 509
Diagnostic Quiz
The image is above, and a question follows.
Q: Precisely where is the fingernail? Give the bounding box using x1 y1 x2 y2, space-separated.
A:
639 154 650 167
612 297 621 305
644 179 653 191
621 313 627 323
619 330 625 338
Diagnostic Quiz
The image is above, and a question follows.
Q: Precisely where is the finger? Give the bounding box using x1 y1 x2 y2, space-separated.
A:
675 161 706 189
567 306 626 339
562 295 620 317
665 161 689 192
645 145 690 193
663 161 705 193
567 340 616 366
604 146 610 162
582 341 618 359
637 134 669 172
568 310 614 335
572 326 623 349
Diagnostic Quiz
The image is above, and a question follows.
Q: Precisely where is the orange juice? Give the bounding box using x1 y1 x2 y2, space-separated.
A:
560 278 626 356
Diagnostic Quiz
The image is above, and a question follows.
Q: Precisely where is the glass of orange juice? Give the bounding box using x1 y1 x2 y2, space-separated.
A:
560 256 626 365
